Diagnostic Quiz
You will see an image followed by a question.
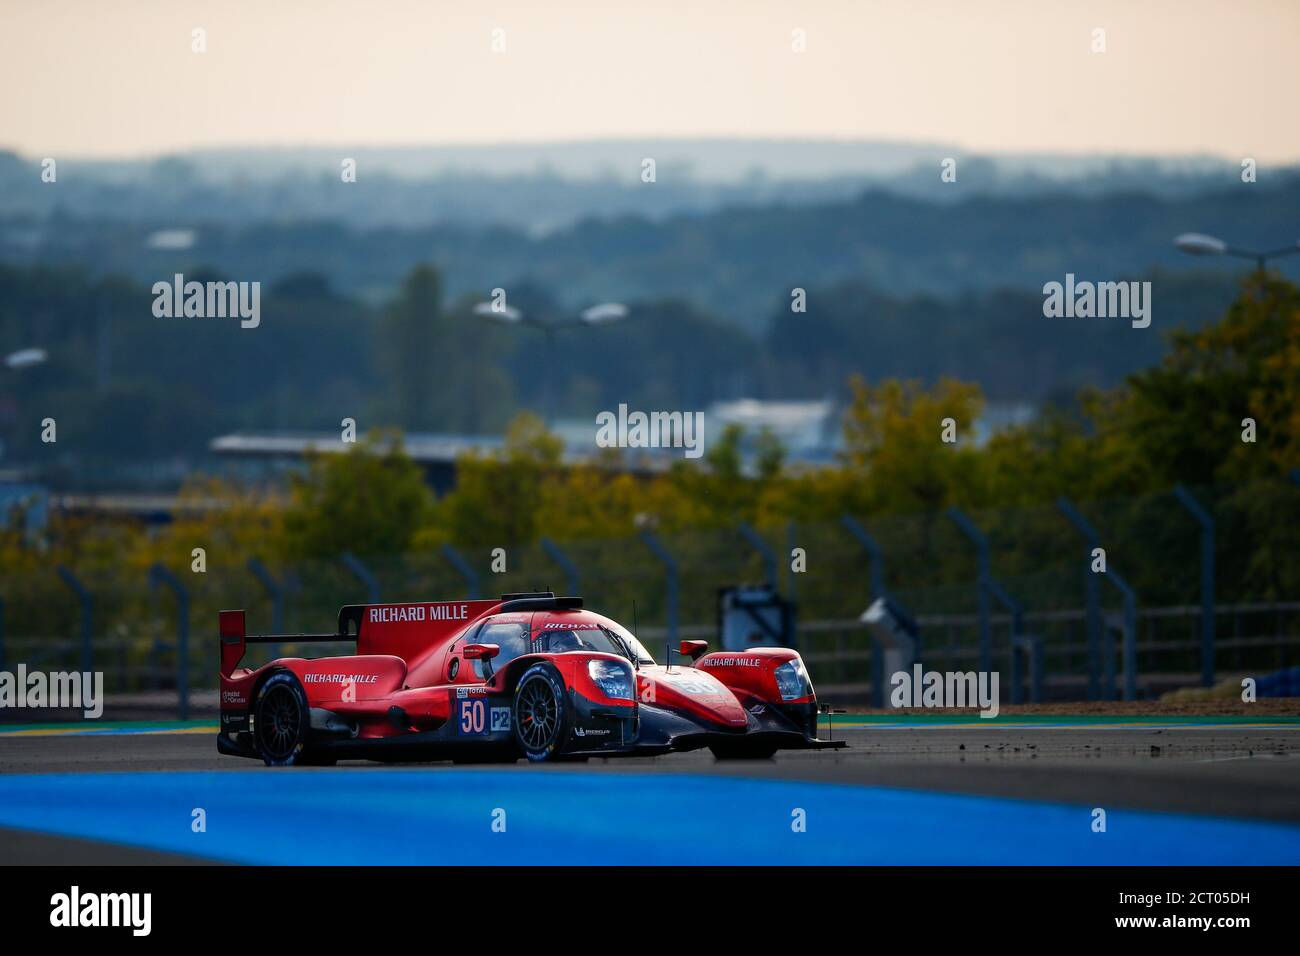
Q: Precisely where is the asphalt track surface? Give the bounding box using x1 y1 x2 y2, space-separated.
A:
1 718 1298 864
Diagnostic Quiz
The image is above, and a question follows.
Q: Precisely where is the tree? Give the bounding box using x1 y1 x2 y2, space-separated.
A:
280 431 435 560
841 376 984 513
437 413 563 547
377 265 443 430
1098 274 1300 486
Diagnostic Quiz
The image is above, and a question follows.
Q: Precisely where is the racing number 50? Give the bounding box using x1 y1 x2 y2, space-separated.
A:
460 698 487 735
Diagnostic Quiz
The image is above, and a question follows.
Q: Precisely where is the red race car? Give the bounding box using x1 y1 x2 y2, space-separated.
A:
218 591 845 765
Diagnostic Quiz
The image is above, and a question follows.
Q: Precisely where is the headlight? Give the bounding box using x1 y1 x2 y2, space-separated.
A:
588 659 633 700
774 658 813 701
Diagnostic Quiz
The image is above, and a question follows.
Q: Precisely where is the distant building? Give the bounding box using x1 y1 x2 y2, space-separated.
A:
707 398 841 466
209 397 1037 494
209 430 665 494
0 482 49 533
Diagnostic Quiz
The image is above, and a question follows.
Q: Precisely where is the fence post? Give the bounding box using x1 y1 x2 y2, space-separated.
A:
785 521 797 603
946 507 993 677
639 530 678 651
841 515 890 707
737 522 778 590
1173 485 1216 688
841 515 886 599
1057 497 1104 701
149 563 190 720
979 574 1035 703
441 544 480 599
246 558 284 660
340 551 380 603
56 565 93 674
540 537 580 595
1104 569 1139 702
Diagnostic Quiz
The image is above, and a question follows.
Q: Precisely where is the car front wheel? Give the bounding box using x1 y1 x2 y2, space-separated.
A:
512 664 571 762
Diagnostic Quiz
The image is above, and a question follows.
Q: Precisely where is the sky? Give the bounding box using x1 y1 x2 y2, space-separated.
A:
2 0 1298 161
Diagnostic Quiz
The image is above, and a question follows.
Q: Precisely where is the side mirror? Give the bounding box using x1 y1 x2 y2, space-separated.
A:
463 643 500 661
679 640 708 661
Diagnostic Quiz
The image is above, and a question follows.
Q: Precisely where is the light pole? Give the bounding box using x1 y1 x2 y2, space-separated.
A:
1 348 47 463
4 348 47 371
1174 233 1300 273
472 301 629 425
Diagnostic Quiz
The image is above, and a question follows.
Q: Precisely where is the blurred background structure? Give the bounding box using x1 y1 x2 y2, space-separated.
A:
2 471 1298 716
1 1 1298 718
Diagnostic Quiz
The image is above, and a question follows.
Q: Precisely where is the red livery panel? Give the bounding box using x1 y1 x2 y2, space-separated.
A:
217 591 845 765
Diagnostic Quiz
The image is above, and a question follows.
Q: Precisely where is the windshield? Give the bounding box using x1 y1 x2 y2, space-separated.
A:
541 624 626 656
600 621 656 665
537 618 656 665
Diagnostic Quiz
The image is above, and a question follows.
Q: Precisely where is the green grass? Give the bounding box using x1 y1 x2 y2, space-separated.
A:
0 718 215 733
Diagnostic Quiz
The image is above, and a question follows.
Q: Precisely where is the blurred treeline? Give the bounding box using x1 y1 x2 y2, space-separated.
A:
0 259 1244 476
2 274 1297 635
6 162 1299 327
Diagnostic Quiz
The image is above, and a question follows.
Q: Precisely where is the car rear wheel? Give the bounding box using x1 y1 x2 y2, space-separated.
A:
512 664 571 762
253 672 314 766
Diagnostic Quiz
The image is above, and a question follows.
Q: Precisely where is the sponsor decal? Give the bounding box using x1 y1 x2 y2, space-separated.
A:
699 656 764 668
455 686 489 698
221 689 247 706
574 727 610 737
541 622 600 629
303 673 379 684
368 603 469 624
656 673 723 696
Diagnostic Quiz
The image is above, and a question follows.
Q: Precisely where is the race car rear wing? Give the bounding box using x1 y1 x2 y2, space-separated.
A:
219 609 354 678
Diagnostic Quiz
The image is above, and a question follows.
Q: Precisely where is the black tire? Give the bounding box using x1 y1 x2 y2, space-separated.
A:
709 742 779 761
512 663 571 762
252 671 312 766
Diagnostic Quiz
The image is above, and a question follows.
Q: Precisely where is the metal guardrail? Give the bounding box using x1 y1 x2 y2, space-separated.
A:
2 598 1296 715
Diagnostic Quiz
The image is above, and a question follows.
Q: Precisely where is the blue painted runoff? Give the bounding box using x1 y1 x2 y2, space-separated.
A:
0 770 1296 865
